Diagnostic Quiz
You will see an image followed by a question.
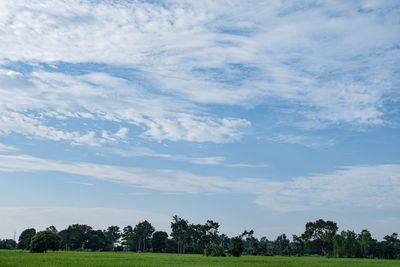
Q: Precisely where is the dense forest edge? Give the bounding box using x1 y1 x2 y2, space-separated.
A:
0 216 399 259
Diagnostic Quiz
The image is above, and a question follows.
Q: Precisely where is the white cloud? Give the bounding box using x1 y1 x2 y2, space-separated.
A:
254 165 400 211
0 111 100 146
115 128 129 140
98 146 267 168
267 134 336 148
0 154 399 212
0 143 16 152
0 69 22 77
0 70 249 144
0 0 398 130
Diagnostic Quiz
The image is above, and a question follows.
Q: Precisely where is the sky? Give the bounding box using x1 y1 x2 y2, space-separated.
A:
0 0 399 241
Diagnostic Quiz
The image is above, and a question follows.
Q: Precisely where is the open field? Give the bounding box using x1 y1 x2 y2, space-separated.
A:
1 251 399 267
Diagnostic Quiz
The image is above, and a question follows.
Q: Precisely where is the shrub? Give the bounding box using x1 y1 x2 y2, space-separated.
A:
205 243 226 256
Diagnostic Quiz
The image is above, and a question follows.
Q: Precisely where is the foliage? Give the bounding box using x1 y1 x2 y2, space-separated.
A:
104 226 121 251
18 228 36 250
0 239 17 249
171 215 189 254
121 225 135 251
205 242 225 256
230 237 244 257
152 231 168 252
30 230 62 253
302 219 338 256
241 230 258 255
84 230 106 251
134 220 154 252
274 233 290 256
59 224 92 250
4 217 399 259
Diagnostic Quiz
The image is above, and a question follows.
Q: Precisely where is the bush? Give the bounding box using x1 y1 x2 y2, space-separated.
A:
205 243 226 256
0 239 17 249
230 237 244 257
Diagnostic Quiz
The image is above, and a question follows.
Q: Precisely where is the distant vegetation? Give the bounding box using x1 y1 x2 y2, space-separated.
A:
1 217 399 259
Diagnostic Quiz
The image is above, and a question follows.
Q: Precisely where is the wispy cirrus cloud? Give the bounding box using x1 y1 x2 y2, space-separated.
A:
267 134 336 149
0 0 398 148
0 143 16 152
0 70 250 144
0 153 399 212
102 146 267 168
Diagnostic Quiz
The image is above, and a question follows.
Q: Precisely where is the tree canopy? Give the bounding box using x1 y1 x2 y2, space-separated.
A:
7 217 399 259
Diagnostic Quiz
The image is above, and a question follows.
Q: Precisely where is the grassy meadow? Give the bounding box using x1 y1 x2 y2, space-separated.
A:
1 251 399 267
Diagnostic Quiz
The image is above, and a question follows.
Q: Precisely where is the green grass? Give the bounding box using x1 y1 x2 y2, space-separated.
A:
0 250 399 267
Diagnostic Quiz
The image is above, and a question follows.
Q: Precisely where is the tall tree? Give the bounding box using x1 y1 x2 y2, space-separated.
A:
134 220 155 252
341 230 360 258
302 219 338 256
121 225 135 251
59 224 92 250
205 220 220 244
274 233 290 256
230 236 244 257
292 235 305 256
18 228 36 250
104 226 121 251
152 231 168 252
171 215 189 254
241 230 258 255
357 229 373 258
257 237 269 256
84 230 107 251
382 233 399 259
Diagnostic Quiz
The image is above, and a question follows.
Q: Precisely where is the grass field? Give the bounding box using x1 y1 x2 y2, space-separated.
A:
0 251 399 267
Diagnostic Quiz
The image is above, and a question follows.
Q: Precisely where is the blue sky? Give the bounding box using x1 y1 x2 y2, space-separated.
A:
0 0 399 240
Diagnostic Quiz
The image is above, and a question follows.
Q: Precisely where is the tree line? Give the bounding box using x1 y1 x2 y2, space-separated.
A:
1 217 399 259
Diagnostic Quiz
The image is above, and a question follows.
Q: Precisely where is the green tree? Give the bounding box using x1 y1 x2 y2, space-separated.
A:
0 239 17 249
302 219 338 256
171 215 189 254
357 229 373 258
241 230 259 255
382 233 399 259
333 233 344 257
166 238 178 253
121 225 136 251
341 230 360 258
18 228 36 250
59 224 92 250
84 230 106 251
134 220 155 252
219 234 231 253
46 226 58 233
30 230 62 253
257 237 269 255
292 235 305 256
230 236 244 257
204 220 220 245
205 242 225 256
274 233 290 256
152 231 168 252
187 223 203 253
104 226 121 251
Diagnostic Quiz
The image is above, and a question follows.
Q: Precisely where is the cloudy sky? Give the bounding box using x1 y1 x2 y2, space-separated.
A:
0 0 399 240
